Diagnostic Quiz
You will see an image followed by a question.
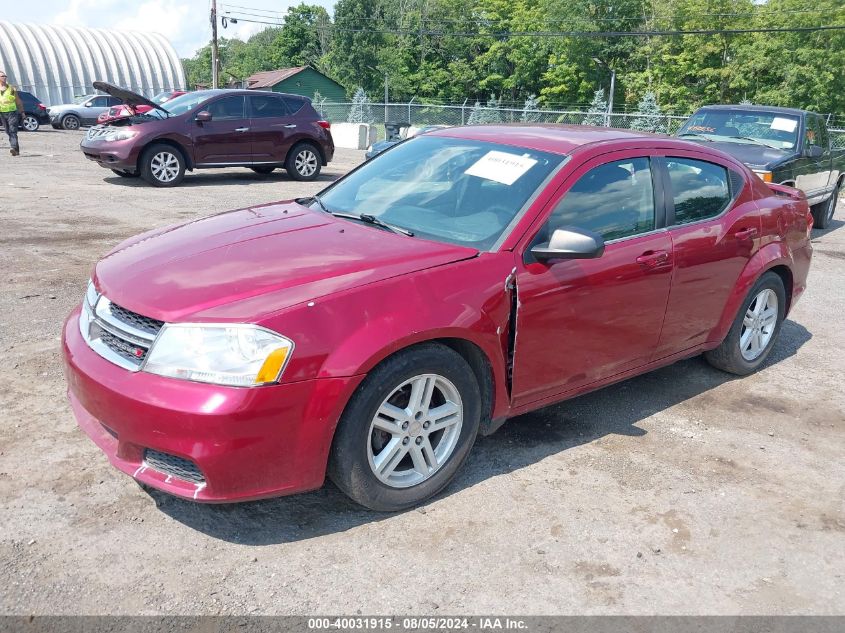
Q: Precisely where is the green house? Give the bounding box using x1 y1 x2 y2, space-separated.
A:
245 66 346 102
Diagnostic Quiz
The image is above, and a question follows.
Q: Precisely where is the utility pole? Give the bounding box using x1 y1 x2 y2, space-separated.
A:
607 69 615 127
384 72 389 123
211 0 219 89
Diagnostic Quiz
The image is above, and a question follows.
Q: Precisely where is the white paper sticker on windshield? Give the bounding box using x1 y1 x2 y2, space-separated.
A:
770 117 797 133
464 151 538 185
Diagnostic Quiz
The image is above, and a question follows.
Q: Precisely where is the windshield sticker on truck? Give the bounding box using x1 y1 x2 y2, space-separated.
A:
465 151 538 185
770 117 798 133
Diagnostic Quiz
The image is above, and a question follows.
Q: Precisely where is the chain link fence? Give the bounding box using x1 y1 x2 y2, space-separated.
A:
314 100 845 148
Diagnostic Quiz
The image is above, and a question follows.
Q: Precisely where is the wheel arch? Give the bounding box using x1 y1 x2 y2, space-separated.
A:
707 243 794 347
137 138 193 171
286 138 326 165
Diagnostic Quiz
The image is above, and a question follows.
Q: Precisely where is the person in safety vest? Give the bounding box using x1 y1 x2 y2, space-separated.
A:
0 71 25 156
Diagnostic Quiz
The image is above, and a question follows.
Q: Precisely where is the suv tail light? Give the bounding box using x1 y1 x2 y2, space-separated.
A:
317 120 331 129
37 103 46 110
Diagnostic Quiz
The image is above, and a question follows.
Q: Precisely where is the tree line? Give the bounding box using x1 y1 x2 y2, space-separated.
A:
182 0 845 115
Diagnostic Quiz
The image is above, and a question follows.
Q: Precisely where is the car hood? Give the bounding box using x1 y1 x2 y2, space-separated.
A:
683 139 795 169
93 81 168 114
93 201 478 322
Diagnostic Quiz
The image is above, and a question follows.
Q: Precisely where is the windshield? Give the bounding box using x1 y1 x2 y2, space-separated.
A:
163 90 221 116
73 95 93 104
317 136 564 249
679 110 800 149
151 91 174 104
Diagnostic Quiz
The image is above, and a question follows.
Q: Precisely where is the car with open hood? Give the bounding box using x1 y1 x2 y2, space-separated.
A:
96 89 188 125
79 82 334 186
48 93 125 130
63 125 813 510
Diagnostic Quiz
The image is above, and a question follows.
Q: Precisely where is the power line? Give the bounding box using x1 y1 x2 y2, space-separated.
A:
218 14 845 38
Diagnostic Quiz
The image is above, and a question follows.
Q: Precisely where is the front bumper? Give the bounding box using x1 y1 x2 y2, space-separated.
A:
79 138 137 170
62 306 363 502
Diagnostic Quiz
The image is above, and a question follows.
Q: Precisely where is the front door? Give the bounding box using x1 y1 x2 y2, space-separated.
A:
512 155 673 407
192 95 252 165
248 94 297 163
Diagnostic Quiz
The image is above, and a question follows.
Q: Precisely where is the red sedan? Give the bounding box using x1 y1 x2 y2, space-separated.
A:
62 125 813 510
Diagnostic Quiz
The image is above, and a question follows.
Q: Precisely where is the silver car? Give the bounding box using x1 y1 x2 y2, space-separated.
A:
48 94 123 130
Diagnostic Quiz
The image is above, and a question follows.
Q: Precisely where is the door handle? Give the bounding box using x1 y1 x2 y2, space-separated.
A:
636 250 670 268
235 127 249 132
734 227 759 240
283 124 297 129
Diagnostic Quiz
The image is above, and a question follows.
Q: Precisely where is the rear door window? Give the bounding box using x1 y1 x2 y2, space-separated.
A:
665 158 732 225
249 95 290 118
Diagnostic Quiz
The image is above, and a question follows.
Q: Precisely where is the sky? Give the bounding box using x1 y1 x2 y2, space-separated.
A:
3 0 335 58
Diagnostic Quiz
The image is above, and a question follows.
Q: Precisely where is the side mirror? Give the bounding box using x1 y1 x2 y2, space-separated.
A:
195 110 212 123
84 101 95 108
805 145 823 158
530 227 605 262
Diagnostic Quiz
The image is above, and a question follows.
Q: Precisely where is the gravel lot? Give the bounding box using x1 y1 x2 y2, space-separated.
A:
1 129 843 616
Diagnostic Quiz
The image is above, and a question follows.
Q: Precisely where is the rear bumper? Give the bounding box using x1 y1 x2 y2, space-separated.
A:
62 306 363 502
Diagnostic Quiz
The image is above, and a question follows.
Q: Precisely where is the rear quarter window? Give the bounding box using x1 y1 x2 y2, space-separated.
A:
282 96 305 115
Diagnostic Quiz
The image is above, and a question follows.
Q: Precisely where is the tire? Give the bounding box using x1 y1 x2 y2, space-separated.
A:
140 144 185 187
250 166 276 175
285 143 321 181
22 114 39 131
328 343 481 511
111 169 140 178
704 271 786 375
61 114 80 130
812 182 840 230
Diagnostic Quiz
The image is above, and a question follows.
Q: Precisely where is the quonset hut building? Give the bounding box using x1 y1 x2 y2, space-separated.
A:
0 21 186 105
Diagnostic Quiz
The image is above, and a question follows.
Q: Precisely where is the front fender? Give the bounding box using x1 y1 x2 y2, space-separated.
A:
707 241 793 346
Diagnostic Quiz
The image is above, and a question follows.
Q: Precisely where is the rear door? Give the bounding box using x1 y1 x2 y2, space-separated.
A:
511 152 674 406
247 93 297 164
81 95 112 125
192 95 252 165
653 154 764 358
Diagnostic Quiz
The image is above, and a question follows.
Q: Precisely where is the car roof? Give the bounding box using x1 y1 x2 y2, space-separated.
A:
428 124 665 156
693 104 808 116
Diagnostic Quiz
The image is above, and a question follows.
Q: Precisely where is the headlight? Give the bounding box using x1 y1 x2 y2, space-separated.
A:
85 279 100 309
753 170 773 183
102 130 138 142
143 324 293 387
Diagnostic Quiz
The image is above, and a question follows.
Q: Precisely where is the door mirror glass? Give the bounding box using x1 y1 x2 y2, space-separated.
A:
531 228 605 262
84 101 94 108
195 110 212 123
805 144 823 158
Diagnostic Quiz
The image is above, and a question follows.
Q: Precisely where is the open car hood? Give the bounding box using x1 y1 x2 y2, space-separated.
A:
92 81 168 114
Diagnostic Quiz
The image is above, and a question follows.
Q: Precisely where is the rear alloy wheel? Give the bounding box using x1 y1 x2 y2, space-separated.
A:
250 166 276 175
22 114 39 131
704 271 785 375
140 144 185 187
329 343 481 511
285 143 321 181
62 114 80 130
812 182 839 230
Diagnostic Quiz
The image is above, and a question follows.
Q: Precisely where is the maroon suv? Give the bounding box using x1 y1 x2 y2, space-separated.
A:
80 82 334 187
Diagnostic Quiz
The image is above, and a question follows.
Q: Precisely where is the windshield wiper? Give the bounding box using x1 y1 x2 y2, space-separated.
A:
678 133 714 141
330 212 415 237
726 136 781 149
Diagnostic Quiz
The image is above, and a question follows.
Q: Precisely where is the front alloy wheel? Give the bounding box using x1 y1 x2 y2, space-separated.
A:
329 343 481 511
368 374 463 488
140 143 185 187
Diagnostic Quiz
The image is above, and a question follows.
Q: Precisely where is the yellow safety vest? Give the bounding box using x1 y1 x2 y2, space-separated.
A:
0 85 18 112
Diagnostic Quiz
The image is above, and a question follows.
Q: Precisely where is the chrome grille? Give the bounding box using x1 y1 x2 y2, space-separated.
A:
143 449 205 484
80 296 160 371
108 303 164 336
99 329 148 363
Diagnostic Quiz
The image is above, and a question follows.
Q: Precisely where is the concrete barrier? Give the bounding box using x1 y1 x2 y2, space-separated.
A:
331 123 377 150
